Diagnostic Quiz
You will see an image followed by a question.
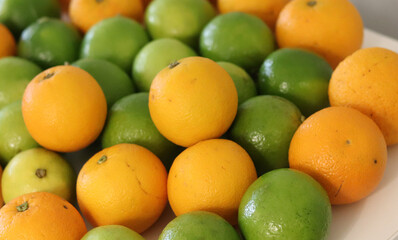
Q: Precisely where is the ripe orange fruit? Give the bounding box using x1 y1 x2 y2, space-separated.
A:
70 0 144 33
22 65 107 153
0 192 87 239
149 57 238 147
289 107 387 205
218 0 290 31
77 144 167 233
0 24 16 58
276 0 363 68
329 47 398 146
168 139 257 225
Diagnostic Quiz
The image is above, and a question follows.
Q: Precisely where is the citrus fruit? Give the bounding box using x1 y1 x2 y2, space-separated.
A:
168 139 257 225
77 144 167 233
145 0 216 48
59 0 70 12
0 166 3 206
329 47 398 146
133 38 197 92
72 58 135 107
239 168 332 240
0 101 39 166
200 12 275 75
18 18 81 69
0 24 16 58
149 57 238 147
22 65 107 153
82 225 144 240
70 0 144 33
0 57 41 110
0 192 87 239
276 0 363 68
229 95 303 175
217 0 290 31
217 61 257 105
258 48 333 116
159 211 241 240
289 107 387 205
80 16 149 73
101 93 182 170
2 148 76 203
0 0 60 37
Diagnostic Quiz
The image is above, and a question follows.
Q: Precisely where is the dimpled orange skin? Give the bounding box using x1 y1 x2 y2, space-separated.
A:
0 24 16 58
289 107 387 205
22 65 107 153
217 0 290 31
0 192 87 239
168 139 257 225
69 0 144 33
149 57 238 147
329 47 398 146
77 144 168 233
276 0 363 68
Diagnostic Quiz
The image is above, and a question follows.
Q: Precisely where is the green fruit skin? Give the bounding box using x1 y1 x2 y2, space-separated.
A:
81 16 149 73
145 0 216 49
101 92 182 170
0 57 41 109
18 17 81 69
239 168 332 240
258 48 333 117
0 0 60 37
159 211 241 240
72 58 135 107
217 61 257 105
200 12 275 75
82 225 144 240
229 95 303 175
0 101 39 166
2 148 76 203
133 38 197 92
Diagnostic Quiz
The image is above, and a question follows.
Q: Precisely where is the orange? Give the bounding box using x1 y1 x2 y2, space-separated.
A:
218 0 290 31
149 57 238 147
69 0 144 33
329 47 398 146
289 107 387 205
0 166 3 207
22 65 107 153
0 192 87 239
276 0 363 68
77 144 167 233
0 24 16 59
59 0 71 12
168 139 257 225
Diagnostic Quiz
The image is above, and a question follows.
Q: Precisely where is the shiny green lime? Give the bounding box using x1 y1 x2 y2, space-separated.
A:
82 225 144 240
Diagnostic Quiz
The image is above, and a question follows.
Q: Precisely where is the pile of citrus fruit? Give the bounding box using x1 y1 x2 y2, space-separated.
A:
0 0 397 239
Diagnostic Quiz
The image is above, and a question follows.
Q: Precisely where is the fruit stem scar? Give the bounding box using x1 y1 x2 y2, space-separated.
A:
97 155 107 164
96 0 105 3
168 61 180 69
16 201 29 212
41 72 55 81
35 168 47 178
307 1 317 6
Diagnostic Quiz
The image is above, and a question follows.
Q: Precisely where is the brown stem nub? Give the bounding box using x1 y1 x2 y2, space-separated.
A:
97 155 107 164
17 201 29 212
168 61 180 69
35 168 47 178
42 72 55 81
307 1 317 6
96 0 105 3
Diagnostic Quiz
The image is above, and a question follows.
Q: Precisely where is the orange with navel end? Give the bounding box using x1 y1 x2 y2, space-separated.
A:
0 24 16 59
0 192 87 239
289 107 387 205
22 65 107 153
69 0 144 33
276 0 363 68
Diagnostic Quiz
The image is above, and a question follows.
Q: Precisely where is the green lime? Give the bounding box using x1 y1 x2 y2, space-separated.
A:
18 17 81 69
258 48 333 117
72 58 135 107
133 38 197 92
0 0 60 37
1 148 76 203
217 61 257 105
239 168 332 240
81 16 149 73
159 211 240 240
82 225 144 240
101 92 182 169
228 95 303 175
200 12 275 75
145 0 216 48
0 57 41 109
